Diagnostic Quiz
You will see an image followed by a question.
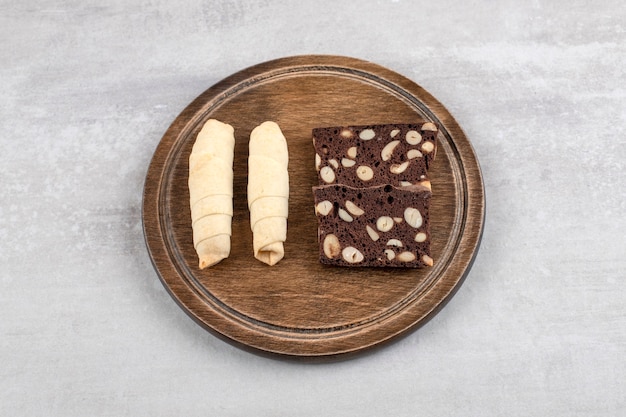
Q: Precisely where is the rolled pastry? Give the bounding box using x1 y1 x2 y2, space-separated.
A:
188 119 235 269
247 121 289 265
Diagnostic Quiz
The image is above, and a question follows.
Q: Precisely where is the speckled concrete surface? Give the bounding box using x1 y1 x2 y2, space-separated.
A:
1 1 624 416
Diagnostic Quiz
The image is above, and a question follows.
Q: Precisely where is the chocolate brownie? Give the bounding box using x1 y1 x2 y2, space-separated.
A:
313 123 438 188
313 183 433 268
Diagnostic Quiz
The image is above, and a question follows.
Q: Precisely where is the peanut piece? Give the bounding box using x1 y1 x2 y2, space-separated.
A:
341 158 356 167
342 246 364 263
421 141 435 153
398 251 416 262
386 239 403 247
323 234 341 259
390 161 410 174
404 207 423 228
338 208 354 223
421 122 437 132
422 254 434 266
320 166 335 183
414 232 427 243
329 158 339 169
359 129 376 140
376 216 394 232
315 153 321 170
347 146 357 159
390 129 400 138
345 200 364 216
405 130 422 145
340 129 353 138
384 249 396 260
366 225 380 241
381 140 401 161
356 165 374 181
419 180 432 191
315 200 333 216
407 149 423 159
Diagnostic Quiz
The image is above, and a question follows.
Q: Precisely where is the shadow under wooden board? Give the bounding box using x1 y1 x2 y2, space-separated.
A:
142 55 485 360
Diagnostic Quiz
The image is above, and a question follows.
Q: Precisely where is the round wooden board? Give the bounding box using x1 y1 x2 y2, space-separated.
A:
142 55 485 360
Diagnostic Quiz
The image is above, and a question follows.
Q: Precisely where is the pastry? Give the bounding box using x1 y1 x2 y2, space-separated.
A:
188 119 235 269
247 121 289 266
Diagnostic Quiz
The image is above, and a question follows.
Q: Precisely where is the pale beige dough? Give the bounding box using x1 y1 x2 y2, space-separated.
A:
189 120 235 168
247 155 289 205
188 119 235 269
188 157 233 203
250 217 287 266
191 194 233 225
194 235 231 269
249 196 288 231
247 121 289 266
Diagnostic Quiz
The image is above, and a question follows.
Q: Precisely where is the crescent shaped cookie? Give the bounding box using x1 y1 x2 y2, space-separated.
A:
247 121 289 266
188 119 235 269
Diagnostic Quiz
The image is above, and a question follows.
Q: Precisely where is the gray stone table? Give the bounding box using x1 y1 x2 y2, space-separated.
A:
1 1 624 415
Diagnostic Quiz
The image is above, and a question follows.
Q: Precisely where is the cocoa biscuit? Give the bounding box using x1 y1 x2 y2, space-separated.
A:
313 123 438 187
313 183 433 268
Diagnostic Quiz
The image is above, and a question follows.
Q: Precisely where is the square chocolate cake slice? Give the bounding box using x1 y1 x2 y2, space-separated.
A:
313 183 433 268
313 122 438 188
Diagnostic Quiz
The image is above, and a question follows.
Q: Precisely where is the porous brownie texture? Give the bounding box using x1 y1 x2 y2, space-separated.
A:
313 123 438 188
313 183 433 268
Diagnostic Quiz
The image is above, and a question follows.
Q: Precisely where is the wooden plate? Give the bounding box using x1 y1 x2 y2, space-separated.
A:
142 55 485 360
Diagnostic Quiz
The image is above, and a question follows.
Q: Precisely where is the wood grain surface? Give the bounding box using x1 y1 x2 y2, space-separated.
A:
142 55 485 359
